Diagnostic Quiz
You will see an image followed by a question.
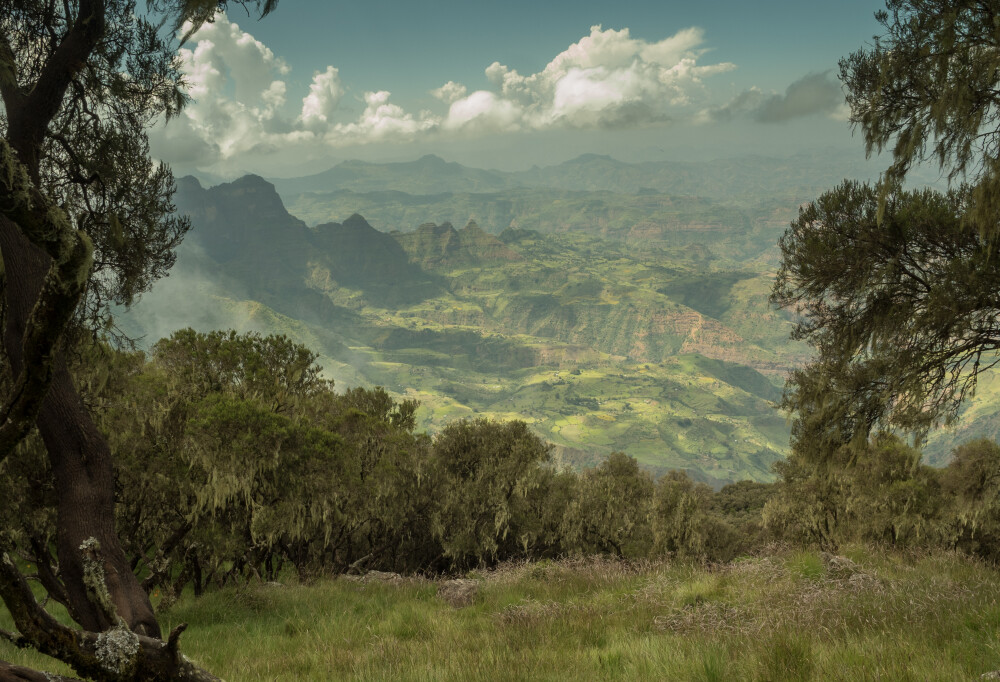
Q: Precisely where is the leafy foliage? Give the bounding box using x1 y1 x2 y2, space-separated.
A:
0 0 193 342
773 182 1000 452
652 471 740 560
940 438 1000 561
430 418 553 568
763 2 1000 570
9 326 1000 612
764 433 1000 560
840 0 1000 233
0 328 785 599
561 452 654 557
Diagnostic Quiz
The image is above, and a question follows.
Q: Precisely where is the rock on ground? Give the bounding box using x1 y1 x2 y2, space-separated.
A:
437 579 480 607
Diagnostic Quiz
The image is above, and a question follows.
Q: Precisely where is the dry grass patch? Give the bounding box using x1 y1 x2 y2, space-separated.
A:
2 547 999 680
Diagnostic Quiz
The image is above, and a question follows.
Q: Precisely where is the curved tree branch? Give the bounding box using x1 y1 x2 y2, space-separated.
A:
0 140 92 465
6 0 106 178
0 553 221 682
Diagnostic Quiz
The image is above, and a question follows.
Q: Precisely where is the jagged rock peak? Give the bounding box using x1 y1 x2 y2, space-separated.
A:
176 175 203 191
229 173 275 189
342 213 374 229
416 221 458 236
214 174 288 208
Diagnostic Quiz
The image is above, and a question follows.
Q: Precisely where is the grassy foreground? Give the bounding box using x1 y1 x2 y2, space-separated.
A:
3 547 999 681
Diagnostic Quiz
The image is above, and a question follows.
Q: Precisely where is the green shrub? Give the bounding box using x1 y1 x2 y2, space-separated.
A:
561 452 654 557
940 438 1000 561
653 471 730 560
430 418 553 568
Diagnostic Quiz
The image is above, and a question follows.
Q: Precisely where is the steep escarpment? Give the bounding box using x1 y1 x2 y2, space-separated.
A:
394 220 521 269
130 173 803 484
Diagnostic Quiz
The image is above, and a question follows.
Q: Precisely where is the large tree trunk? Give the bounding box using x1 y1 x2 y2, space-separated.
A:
0 556 220 681
0 217 160 638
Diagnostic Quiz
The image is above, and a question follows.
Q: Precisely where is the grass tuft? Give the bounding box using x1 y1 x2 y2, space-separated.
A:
2 546 998 680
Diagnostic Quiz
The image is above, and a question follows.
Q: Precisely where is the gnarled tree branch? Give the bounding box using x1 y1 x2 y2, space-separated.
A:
0 553 221 682
0 140 92 464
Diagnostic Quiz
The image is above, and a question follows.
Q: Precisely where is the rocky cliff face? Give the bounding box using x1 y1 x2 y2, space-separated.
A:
175 177 441 309
176 174 314 264
310 214 439 304
152 173 801 483
394 220 521 270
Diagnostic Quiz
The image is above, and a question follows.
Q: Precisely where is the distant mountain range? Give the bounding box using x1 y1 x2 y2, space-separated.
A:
120 155 973 483
268 150 883 205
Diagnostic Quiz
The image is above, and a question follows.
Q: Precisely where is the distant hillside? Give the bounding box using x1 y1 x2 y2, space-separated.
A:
288 185 759 234
271 149 881 206
513 152 876 202
270 154 516 196
123 172 978 481
395 220 521 269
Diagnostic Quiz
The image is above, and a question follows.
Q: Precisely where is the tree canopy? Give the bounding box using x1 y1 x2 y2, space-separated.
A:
775 1 1000 457
774 182 1000 454
0 1 277 680
840 0 1000 233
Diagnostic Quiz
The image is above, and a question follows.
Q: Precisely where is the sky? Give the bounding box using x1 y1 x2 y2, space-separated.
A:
149 0 888 178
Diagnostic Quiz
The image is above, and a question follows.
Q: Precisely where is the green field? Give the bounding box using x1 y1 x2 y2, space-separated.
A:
4 548 998 681
119 172 985 481
124 179 808 483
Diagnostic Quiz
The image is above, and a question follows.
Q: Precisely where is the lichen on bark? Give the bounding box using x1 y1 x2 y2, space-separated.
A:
94 622 139 676
78 538 119 626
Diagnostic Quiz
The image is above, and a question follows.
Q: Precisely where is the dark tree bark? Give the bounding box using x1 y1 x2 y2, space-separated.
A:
0 661 82 682
0 0 160 639
0 1 278 677
0 216 159 637
0 555 220 681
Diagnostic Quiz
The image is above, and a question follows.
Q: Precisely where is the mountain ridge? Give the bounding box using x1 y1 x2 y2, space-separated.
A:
127 172 978 480
266 149 883 205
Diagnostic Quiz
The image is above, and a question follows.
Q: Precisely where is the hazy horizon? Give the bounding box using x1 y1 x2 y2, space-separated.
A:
152 2 888 179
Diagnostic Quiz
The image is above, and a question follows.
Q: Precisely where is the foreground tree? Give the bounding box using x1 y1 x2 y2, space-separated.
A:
841 0 1000 233
430 418 552 569
0 1 274 679
775 1 1000 456
561 452 653 557
773 182 1000 454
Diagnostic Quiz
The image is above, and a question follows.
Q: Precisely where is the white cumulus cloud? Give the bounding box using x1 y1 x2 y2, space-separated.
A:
440 25 734 133
431 81 468 104
151 14 299 166
151 16 741 174
445 91 521 131
332 90 438 141
300 66 344 129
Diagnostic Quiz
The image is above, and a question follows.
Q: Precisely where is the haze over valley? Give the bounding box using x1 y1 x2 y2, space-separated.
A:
120 150 978 484
14 1 1000 679
125 0 946 485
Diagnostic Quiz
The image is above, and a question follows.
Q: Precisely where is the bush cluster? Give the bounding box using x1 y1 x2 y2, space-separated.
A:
5 329 998 609
764 434 1000 560
0 330 774 605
